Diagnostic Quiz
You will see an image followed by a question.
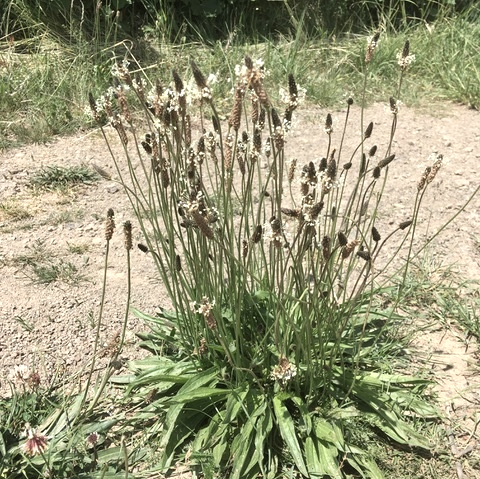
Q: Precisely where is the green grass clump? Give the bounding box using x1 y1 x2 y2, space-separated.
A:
29 165 99 191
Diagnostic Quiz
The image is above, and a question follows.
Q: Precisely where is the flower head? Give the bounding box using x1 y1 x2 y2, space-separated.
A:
22 424 48 456
270 357 297 385
8 365 40 389
191 297 217 330
397 40 415 71
365 32 380 64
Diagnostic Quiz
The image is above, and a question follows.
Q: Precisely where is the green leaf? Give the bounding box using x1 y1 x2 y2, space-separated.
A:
166 386 231 403
347 453 385 479
291 396 312 435
223 385 250 424
305 436 322 478
230 416 256 479
272 395 308 477
316 439 341 479
254 403 274 476
157 368 219 469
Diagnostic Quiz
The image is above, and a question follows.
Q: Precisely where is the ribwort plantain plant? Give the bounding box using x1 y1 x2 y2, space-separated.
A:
92 39 442 478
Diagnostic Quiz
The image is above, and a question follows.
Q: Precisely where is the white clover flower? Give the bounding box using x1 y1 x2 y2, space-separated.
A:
22 424 49 457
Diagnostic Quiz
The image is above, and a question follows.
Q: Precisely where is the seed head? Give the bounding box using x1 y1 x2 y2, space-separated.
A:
365 32 380 64
86 432 99 447
116 88 131 124
337 231 348 247
251 224 263 244
281 207 301 218
287 158 297 183
359 153 367 175
426 154 443 184
258 108 266 130
138 243 149 253
271 108 282 129
237 150 246 175
310 201 324 219
372 226 381 242
342 239 359 259
175 254 182 272
372 166 381 179
319 157 328 172
324 113 333 134
253 127 262 152
212 114 220 134
322 235 331 260
270 356 297 385
288 73 298 98
105 208 115 241
224 133 233 170
327 151 337 180
399 220 413 230
389 96 399 115
191 60 208 90
244 56 254 69
123 221 133 250
357 250 371 261
112 114 128 145
364 121 374 139
229 85 243 131
161 167 170 188
378 154 396 168
191 209 214 239
242 239 248 260
192 296 217 330
172 70 187 112
88 92 101 122
397 40 415 71
251 93 259 124
368 145 377 157
347 97 354 106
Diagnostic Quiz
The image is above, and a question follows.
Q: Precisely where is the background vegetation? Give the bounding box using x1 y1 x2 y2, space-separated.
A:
0 0 479 147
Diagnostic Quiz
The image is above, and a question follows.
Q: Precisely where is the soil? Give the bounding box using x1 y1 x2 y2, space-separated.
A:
0 102 479 475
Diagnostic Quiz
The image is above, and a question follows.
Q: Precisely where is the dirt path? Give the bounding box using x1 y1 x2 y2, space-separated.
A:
1 102 479 474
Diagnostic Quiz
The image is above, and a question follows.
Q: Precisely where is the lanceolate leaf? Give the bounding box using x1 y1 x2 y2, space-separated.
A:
273 396 308 477
157 368 219 470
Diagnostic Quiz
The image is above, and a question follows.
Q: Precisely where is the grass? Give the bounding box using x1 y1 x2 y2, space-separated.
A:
27 259 87 284
28 165 100 191
0 6 479 147
8 239 89 285
400 254 480 345
0 200 33 222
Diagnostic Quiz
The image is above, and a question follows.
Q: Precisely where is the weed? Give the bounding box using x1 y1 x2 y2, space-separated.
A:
66 242 90 254
26 259 87 285
0 201 33 222
29 165 99 191
12 315 34 332
42 208 85 226
10 239 50 267
93 39 445 477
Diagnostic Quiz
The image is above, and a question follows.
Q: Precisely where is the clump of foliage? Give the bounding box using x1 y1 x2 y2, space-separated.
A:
89 34 441 477
29 165 99 191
